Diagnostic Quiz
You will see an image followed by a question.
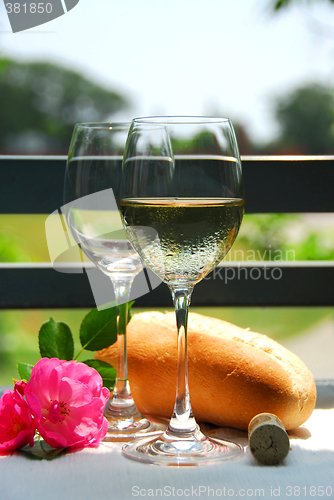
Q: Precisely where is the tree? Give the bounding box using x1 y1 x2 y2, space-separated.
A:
0 58 129 153
273 83 334 154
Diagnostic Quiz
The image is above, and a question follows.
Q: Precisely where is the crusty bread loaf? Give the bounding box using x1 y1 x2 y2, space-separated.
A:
95 311 316 430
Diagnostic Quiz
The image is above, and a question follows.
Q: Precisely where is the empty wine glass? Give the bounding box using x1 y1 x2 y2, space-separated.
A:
63 122 166 441
120 116 245 464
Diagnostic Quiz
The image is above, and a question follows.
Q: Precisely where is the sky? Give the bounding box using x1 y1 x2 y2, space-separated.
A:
1 0 334 143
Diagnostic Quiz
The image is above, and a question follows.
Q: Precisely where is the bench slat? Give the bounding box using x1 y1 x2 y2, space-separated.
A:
1 156 333 214
1 265 333 308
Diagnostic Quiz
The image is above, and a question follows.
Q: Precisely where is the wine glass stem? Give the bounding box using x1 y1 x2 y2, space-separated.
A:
167 287 197 436
110 277 134 409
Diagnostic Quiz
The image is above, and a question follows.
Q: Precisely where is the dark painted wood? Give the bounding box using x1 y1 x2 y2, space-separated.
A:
1 265 333 309
1 155 333 308
1 156 334 214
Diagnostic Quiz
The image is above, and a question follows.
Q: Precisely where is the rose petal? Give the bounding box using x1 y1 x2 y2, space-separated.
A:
25 358 108 449
0 390 35 451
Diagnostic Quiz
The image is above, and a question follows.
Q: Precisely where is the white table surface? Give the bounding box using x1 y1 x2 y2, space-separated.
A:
1 382 334 500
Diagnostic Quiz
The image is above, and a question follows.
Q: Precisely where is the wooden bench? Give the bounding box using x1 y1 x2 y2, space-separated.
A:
1 155 333 309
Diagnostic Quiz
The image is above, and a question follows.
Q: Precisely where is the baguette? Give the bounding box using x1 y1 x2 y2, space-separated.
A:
95 311 316 430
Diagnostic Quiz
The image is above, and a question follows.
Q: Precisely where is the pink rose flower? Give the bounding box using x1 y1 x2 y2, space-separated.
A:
25 358 109 449
14 380 27 397
0 389 35 451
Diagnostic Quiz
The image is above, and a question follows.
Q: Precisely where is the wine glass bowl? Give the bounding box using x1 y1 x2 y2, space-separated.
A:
64 122 167 440
120 116 245 464
121 118 244 289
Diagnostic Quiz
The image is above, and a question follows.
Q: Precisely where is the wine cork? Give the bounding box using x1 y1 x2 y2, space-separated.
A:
248 413 290 465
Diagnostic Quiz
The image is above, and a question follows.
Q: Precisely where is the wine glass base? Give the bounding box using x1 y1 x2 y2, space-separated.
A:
122 428 245 465
103 403 168 442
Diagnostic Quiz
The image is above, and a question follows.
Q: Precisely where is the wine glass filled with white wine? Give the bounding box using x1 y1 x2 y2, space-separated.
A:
120 116 245 465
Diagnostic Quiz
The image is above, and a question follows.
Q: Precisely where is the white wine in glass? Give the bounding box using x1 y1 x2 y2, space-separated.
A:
120 117 245 465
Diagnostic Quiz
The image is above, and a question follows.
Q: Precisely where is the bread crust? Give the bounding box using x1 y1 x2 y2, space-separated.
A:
95 311 316 430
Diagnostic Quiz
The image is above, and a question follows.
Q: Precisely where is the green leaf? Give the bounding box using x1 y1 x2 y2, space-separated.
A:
38 318 74 361
79 306 118 351
127 300 135 323
118 301 135 336
19 438 68 461
17 362 34 381
83 359 116 390
272 0 289 9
